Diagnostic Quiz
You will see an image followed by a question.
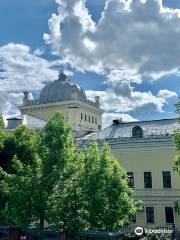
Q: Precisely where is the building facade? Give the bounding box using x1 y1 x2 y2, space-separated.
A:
78 118 180 228
6 70 104 137
4 73 180 228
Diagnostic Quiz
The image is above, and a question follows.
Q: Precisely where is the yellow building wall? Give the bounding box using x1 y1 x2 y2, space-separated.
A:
107 138 180 227
20 102 103 136
21 105 69 120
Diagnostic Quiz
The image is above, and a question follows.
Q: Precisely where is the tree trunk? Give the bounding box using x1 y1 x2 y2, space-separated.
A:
40 214 44 230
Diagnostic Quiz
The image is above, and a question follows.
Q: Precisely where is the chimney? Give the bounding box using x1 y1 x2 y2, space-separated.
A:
113 118 123 124
23 91 30 106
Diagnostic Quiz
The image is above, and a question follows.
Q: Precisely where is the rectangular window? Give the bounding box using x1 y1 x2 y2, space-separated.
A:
163 171 171 188
88 116 90 122
144 172 152 188
95 118 97 124
127 172 134 188
146 207 155 223
165 207 174 224
92 117 94 123
81 113 83 120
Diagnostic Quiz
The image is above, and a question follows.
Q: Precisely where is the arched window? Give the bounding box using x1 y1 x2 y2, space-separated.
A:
132 126 143 138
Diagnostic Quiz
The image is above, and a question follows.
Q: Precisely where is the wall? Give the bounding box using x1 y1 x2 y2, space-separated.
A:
106 137 180 227
20 101 103 136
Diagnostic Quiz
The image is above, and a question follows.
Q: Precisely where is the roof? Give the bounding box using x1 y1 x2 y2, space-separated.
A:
6 114 47 130
39 78 87 104
23 114 47 129
80 118 180 140
22 71 100 109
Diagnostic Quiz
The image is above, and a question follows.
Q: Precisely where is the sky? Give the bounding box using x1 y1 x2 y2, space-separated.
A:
0 0 180 127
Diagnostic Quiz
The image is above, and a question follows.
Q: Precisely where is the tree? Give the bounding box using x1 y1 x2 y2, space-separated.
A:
47 150 84 236
47 141 139 234
0 115 4 130
173 100 180 214
4 155 42 228
1 112 79 230
0 114 5 155
0 126 39 226
174 99 180 173
0 126 7 224
37 112 77 230
78 142 139 231
0 126 37 173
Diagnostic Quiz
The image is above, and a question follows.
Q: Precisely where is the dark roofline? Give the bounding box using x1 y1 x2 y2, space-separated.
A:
112 117 178 126
6 117 22 120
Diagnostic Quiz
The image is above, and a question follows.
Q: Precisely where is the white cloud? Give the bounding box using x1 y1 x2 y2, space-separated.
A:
0 43 65 114
44 0 180 77
86 87 177 116
44 0 179 122
33 48 45 56
157 89 177 99
0 92 23 115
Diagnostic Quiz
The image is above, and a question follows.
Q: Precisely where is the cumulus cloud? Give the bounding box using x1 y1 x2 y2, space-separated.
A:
86 87 177 124
157 89 177 99
44 0 179 125
0 43 66 114
0 43 60 92
0 92 23 115
44 0 180 77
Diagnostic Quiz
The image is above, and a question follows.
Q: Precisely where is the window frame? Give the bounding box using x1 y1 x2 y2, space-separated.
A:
144 171 152 189
145 206 155 224
162 171 172 188
165 207 174 224
127 172 134 188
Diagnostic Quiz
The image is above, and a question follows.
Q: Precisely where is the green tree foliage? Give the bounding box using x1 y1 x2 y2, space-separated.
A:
78 142 138 231
0 115 4 130
4 155 42 228
47 150 84 235
0 114 5 154
37 112 77 229
0 126 38 225
173 99 180 214
38 112 76 191
47 141 139 233
0 126 37 173
174 99 180 174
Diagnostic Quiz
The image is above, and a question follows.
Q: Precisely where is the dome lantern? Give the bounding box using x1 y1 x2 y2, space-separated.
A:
58 68 67 82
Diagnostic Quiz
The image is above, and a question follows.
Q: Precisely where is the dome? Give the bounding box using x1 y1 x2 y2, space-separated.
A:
39 70 87 104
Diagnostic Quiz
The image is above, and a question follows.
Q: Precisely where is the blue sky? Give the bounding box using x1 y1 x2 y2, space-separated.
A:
0 0 180 127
